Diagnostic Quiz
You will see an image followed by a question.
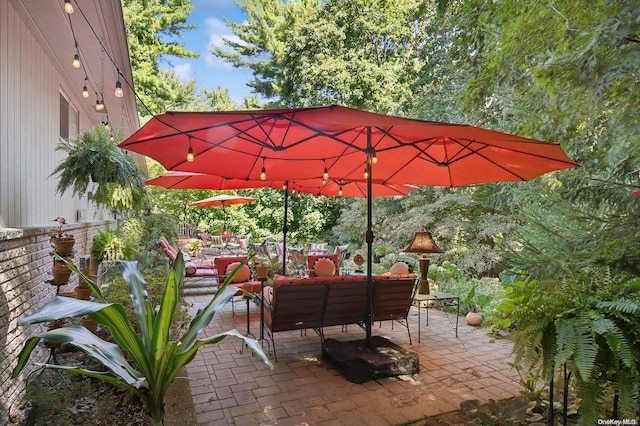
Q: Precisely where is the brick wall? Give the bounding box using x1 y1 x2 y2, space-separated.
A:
0 220 112 420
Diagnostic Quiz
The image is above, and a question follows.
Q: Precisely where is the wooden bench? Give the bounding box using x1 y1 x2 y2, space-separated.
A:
262 275 416 360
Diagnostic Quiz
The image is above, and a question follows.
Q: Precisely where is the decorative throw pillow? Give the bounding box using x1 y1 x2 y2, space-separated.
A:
184 261 197 276
226 262 251 283
314 258 336 277
389 261 409 275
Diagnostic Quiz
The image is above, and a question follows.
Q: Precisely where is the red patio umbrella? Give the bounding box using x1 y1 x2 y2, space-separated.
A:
145 171 277 190
188 194 256 232
122 105 579 347
120 105 578 187
147 171 414 272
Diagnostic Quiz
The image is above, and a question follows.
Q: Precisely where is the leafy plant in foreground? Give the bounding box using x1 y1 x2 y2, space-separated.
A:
12 253 272 425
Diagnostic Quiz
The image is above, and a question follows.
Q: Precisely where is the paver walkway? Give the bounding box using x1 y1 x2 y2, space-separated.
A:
183 292 521 425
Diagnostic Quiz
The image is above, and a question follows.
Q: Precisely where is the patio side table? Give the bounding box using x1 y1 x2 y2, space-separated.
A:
413 291 459 342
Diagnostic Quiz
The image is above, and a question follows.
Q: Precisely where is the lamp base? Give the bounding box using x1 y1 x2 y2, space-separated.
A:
416 256 431 295
417 277 430 295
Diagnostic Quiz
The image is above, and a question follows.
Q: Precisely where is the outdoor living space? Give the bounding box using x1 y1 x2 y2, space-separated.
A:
182 291 521 425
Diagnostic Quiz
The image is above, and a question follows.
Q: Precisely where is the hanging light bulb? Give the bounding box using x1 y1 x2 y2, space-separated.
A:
322 159 329 182
364 168 369 179
82 78 89 98
372 152 378 164
72 53 81 69
95 98 104 111
114 79 123 98
103 121 111 132
338 185 343 196
260 157 267 180
64 0 74 14
186 137 194 162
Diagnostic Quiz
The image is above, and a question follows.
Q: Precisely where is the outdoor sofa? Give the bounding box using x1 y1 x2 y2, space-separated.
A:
262 274 416 360
158 236 216 277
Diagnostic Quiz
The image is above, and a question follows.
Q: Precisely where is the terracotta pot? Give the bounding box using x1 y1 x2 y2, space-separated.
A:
466 311 483 326
52 237 75 255
81 317 99 333
52 263 72 284
74 285 93 300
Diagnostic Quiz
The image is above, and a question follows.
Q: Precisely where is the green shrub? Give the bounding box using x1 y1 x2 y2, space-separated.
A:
92 226 138 264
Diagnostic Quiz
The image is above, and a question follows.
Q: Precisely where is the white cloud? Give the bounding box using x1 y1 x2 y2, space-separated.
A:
173 63 194 82
202 18 243 69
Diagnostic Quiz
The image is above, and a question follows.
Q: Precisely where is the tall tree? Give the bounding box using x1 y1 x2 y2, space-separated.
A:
443 0 640 279
122 0 199 115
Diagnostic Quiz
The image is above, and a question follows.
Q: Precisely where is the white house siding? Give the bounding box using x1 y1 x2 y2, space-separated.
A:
1 0 105 229
0 0 140 419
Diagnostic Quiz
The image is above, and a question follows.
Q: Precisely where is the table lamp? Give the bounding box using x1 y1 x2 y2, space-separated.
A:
403 231 443 294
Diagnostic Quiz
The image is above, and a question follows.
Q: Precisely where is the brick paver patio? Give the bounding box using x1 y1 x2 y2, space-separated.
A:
183 289 520 425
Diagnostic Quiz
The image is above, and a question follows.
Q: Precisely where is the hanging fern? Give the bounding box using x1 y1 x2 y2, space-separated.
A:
51 125 147 212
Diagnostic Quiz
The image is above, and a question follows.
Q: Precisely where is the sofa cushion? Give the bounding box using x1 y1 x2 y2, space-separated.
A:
389 261 409 275
184 261 197 276
226 261 251 283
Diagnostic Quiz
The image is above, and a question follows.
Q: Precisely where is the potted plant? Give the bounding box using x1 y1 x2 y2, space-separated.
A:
49 217 75 255
74 268 95 300
51 258 73 284
51 124 147 212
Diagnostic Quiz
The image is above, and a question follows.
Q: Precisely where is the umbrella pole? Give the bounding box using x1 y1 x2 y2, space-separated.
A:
282 186 289 275
365 128 373 348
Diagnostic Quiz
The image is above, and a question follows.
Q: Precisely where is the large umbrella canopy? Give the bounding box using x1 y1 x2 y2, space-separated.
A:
145 171 277 190
188 194 256 231
120 105 579 187
146 171 413 198
123 105 579 347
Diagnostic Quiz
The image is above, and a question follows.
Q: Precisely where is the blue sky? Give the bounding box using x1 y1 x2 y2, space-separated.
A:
163 0 254 103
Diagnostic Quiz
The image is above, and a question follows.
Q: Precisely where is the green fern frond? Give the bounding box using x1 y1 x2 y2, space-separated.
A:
555 320 576 366
540 322 557 379
599 322 635 370
596 299 638 315
573 315 596 382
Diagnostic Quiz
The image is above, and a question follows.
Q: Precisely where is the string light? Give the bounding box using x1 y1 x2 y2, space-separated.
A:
282 181 288 191
260 157 267 180
82 77 89 98
114 79 123 97
338 185 343 196
372 152 378 164
186 137 194 162
72 53 80 68
322 159 329 182
64 0 74 14
94 97 104 111
364 168 369 179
